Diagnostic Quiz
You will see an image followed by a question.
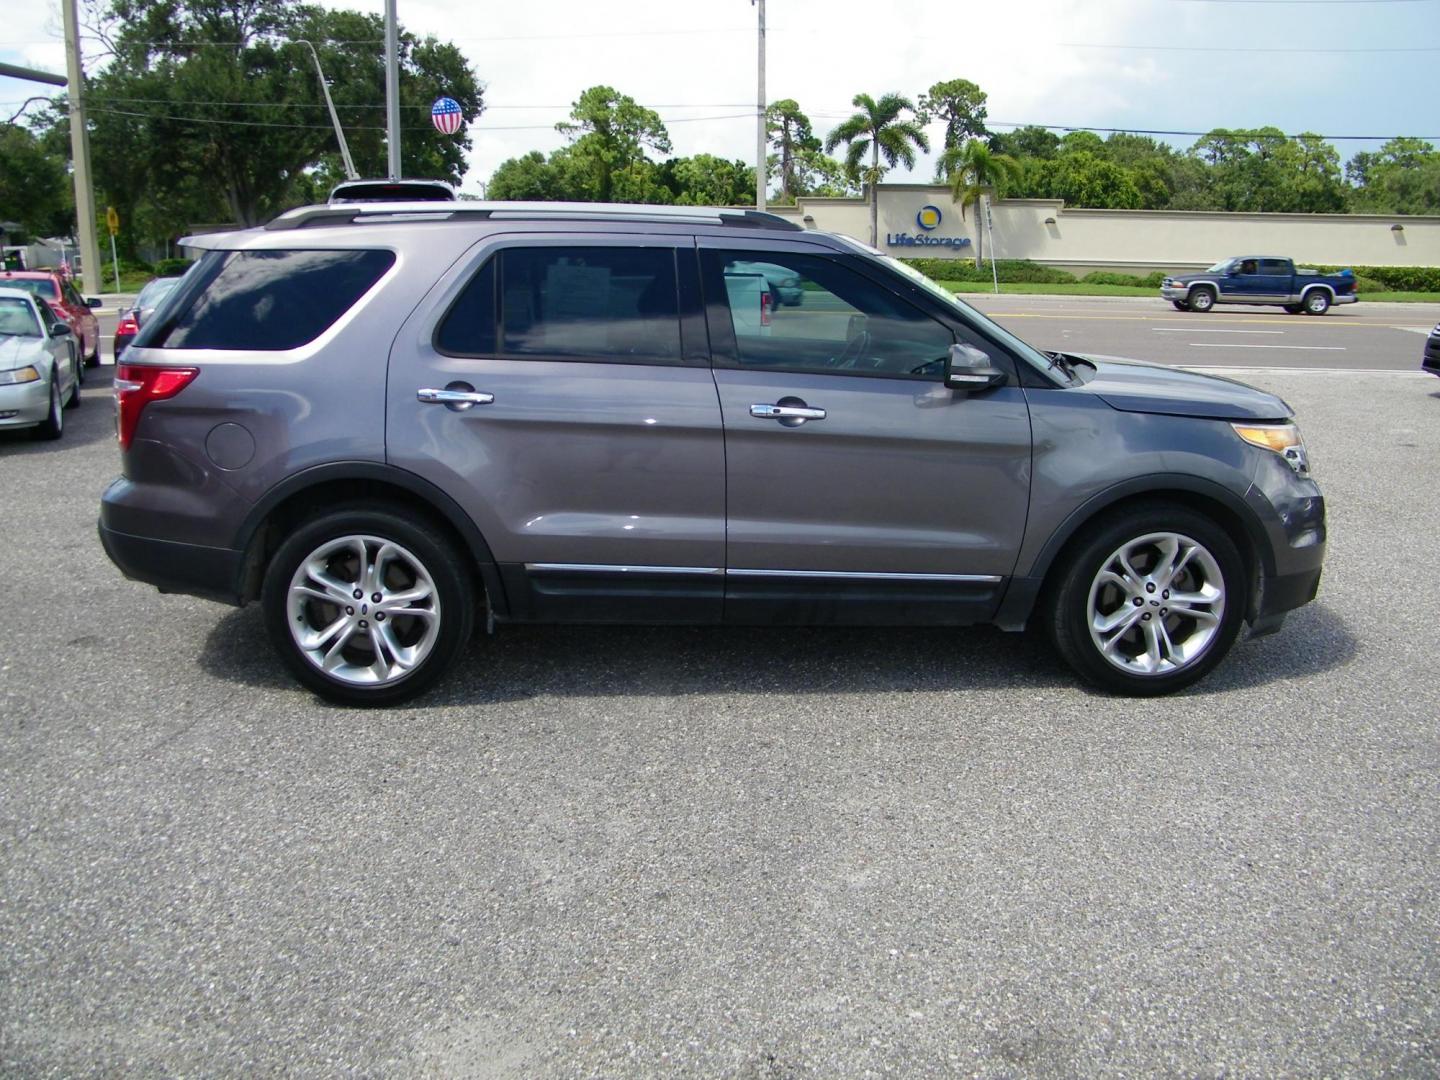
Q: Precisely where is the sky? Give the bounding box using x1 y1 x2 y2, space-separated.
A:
3 0 1437 196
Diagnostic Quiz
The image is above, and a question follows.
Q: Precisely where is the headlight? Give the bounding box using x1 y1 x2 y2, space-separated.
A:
1233 422 1310 477
0 366 41 386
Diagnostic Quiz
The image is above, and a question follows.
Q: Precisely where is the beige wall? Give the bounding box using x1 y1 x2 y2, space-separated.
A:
767 184 1439 274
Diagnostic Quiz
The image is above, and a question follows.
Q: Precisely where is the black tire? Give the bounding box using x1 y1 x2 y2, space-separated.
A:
261 504 477 706
33 374 63 440
1045 503 1248 696
1187 286 1216 313
66 350 82 408
1283 303 1304 315
1171 300 1189 311
1302 290 1330 315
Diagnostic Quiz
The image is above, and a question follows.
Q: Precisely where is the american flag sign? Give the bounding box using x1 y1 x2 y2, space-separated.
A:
431 97 464 135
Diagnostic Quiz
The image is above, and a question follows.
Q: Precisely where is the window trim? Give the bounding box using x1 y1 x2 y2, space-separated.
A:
431 239 693 369
699 246 964 384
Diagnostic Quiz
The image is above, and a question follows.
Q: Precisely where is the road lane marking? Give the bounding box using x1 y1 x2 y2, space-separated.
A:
986 313 1432 329
1187 343 1345 351
1152 328 1284 334
1183 366 1424 376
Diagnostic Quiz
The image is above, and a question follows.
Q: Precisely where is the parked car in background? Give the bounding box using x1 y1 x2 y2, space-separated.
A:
114 276 183 360
0 287 81 440
1424 323 1440 378
0 269 102 364
328 178 456 203
730 259 804 307
99 201 1326 706
1161 257 1358 315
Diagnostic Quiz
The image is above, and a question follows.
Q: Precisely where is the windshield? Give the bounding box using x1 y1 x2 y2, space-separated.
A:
1205 259 1235 274
0 298 41 337
872 251 1061 376
136 277 180 309
2 278 59 301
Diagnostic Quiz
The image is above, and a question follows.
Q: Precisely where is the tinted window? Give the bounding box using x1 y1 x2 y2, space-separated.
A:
704 250 954 378
435 258 497 355
146 249 394 351
1259 259 1290 275
499 247 680 363
0 298 41 337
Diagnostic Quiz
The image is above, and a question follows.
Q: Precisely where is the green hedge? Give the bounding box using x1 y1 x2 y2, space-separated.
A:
153 257 194 277
1307 264 1440 293
901 257 1076 284
1081 270 1168 288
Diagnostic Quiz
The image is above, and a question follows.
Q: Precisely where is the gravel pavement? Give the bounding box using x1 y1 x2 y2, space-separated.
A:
1 367 1437 1077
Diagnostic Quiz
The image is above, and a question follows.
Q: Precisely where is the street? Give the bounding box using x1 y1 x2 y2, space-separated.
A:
2 297 1438 1076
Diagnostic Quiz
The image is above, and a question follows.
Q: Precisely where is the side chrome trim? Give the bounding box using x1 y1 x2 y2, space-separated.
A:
523 563 1004 583
727 568 1003 583
525 563 723 575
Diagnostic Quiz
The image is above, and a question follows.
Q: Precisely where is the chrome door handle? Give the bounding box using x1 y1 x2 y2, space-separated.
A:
417 386 494 409
751 403 826 422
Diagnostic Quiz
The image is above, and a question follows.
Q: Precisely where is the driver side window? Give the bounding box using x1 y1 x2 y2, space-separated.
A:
703 250 953 378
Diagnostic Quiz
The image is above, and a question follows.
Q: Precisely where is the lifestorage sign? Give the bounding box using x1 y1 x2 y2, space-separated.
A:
886 204 971 249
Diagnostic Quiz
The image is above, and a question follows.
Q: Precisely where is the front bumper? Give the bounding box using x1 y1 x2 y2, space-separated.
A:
0 377 50 429
1159 286 1190 301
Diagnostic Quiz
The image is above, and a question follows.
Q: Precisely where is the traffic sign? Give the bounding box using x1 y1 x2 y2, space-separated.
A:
105 206 119 235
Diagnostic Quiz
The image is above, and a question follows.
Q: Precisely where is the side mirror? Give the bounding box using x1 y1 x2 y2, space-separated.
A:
51 322 73 336
945 343 1005 391
87 297 102 308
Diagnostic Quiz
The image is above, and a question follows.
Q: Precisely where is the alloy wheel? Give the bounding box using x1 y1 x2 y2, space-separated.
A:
285 534 441 686
1086 531 1225 676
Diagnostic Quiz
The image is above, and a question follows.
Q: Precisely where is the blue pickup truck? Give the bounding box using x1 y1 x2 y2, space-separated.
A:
1161 257 1358 315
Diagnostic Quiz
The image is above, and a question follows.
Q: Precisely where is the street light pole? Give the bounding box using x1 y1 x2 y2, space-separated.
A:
61 0 102 297
384 0 401 179
298 41 359 180
752 0 766 211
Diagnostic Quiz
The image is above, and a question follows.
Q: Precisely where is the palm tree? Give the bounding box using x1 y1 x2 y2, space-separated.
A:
941 139 1021 269
823 93 929 246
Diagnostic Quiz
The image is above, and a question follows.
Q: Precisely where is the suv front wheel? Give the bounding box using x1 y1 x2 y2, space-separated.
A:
261 506 475 706
1045 505 1247 695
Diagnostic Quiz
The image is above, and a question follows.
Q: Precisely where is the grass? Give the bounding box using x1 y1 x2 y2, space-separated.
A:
937 280 1440 303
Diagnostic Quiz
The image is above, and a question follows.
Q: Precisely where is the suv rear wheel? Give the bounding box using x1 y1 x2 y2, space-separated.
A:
1302 289 1330 315
261 506 475 706
1046 504 1247 695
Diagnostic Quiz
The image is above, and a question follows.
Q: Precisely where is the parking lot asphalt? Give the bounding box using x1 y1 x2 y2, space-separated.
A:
3 331 1438 1075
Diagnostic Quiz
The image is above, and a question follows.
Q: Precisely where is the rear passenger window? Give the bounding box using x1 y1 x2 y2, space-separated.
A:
144 249 393 351
435 257 497 355
498 247 680 363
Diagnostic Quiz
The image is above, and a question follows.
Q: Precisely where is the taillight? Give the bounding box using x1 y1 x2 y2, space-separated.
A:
760 290 772 327
116 313 139 336
115 364 198 450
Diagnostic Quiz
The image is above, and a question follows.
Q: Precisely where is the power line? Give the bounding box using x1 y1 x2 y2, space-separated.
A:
1065 41 1440 51
983 120 1437 141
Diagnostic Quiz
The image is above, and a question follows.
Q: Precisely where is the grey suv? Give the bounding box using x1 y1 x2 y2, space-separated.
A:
99 202 1325 705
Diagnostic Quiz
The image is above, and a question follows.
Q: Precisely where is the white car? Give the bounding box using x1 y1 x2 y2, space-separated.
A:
0 287 81 440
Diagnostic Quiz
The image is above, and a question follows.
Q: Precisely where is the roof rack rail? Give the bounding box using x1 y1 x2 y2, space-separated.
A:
265 201 803 232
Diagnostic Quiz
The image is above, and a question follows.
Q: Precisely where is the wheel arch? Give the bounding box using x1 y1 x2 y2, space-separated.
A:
997 475 1272 630
1300 282 1336 300
234 461 508 615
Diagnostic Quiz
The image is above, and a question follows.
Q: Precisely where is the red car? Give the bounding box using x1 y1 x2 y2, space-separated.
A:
0 270 102 367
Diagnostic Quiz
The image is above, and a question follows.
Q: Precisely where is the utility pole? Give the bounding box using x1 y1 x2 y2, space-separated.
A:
384 0 401 179
299 41 358 180
61 0 102 296
752 0 767 211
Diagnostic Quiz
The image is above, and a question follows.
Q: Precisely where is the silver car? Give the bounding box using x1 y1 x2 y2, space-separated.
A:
99 202 1325 705
0 287 81 440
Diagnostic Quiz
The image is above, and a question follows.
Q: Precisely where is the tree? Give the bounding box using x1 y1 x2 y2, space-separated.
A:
918 78 988 179
0 123 72 238
989 125 1060 161
556 86 671 203
668 154 754 206
823 93 928 246
766 99 817 202
66 0 484 238
488 151 569 201
940 139 1021 268
1040 152 1142 210
1346 137 1440 214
